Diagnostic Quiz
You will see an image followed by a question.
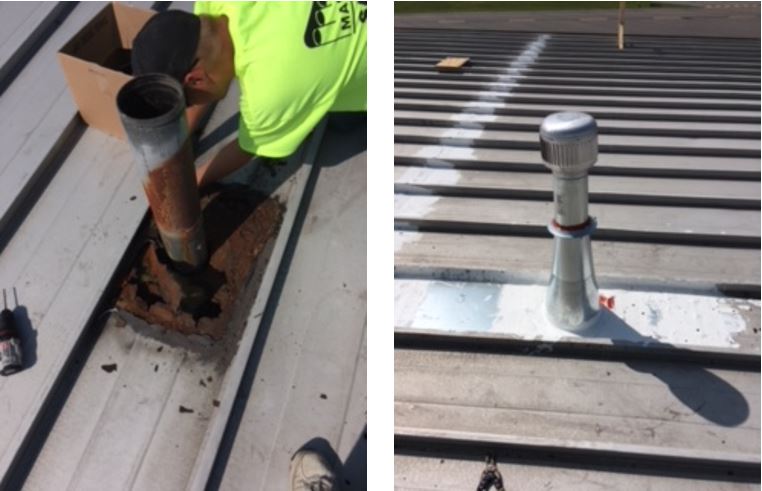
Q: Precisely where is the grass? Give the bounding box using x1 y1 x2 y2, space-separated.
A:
395 2 654 15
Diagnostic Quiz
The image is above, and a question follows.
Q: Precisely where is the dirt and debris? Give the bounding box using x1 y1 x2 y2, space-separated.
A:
212 400 220 407
116 187 283 340
178 405 194 414
101 363 117 373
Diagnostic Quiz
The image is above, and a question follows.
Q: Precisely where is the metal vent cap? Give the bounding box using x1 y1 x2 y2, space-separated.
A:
540 112 598 176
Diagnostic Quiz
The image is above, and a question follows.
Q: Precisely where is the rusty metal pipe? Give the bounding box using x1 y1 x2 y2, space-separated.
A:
117 74 207 272
540 112 601 331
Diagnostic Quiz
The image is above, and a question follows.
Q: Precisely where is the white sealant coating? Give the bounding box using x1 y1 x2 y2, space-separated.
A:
438 127 490 140
460 100 509 111
401 35 550 257
411 145 480 162
398 166 461 186
395 194 441 220
396 280 756 349
414 33 550 161
394 167 460 227
451 113 499 124
394 231 423 253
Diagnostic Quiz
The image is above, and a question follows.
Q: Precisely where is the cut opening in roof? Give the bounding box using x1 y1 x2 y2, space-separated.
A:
116 187 284 340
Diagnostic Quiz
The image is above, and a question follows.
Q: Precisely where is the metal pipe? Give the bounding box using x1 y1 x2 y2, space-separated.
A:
117 74 207 272
540 112 601 331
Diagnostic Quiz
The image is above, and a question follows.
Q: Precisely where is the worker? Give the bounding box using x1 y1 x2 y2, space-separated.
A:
131 2 367 189
131 4 364 489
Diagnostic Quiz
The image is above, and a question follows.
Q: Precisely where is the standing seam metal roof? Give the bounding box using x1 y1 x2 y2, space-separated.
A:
394 25 760 490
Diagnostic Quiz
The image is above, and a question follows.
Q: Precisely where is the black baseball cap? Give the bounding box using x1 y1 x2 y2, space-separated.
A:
132 10 201 83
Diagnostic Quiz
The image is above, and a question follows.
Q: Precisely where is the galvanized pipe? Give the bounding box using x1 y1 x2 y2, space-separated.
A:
540 112 601 331
117 74 207 272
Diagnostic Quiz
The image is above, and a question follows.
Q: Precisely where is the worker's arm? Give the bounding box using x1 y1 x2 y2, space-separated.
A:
195 138 253 190
186 104 211 134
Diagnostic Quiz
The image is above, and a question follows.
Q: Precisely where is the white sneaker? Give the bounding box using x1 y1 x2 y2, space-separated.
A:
290 449 337 491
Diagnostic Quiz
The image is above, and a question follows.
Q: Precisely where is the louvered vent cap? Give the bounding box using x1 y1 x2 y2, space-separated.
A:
540 112 598 176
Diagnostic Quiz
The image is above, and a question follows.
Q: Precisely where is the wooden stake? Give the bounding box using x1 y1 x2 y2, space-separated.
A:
618 1 625 50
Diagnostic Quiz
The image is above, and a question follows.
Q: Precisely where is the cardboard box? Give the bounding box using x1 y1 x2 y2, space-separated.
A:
57 3 156 140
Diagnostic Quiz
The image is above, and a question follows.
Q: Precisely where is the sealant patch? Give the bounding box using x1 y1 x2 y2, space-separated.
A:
413 281 501 332
396 280 756 349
